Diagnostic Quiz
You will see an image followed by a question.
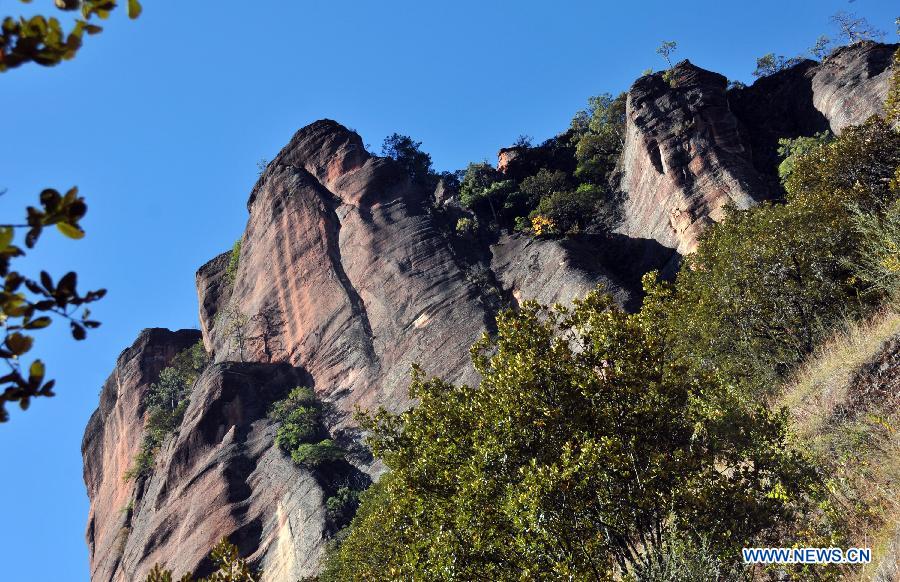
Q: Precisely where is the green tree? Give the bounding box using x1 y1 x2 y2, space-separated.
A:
671 117 900 392
1 0 141 71
145 537 259 582
776 131 833 182
269 387 345 469
381 133 434 186
753 53 803 78
532 183 621 234
0 189 105 421
570 93 627 185
324 288 813 580
458 162 518 226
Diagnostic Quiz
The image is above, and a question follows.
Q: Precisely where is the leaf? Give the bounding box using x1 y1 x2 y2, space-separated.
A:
56 221 85 239
0 227 13 252
29 360 45 384
70 321 86 340
24 317 52 330
127 0 142 19
5 332 33 355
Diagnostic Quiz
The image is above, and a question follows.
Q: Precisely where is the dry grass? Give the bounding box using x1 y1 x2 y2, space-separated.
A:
779 308 900 581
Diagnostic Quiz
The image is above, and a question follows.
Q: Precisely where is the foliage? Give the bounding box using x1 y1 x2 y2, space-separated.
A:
776 131 833 182
381 133 434 186
0 0 141 72
671 117 900 394
0 188 105 422
847 198 900 301
655 40 677 70
125 340 208 481
519 168 571 208
532 183 621 234
569 93 627 185
530 214 556 237
325 289 815 580
269 387 345 469
225 239 241 285
886 47 900 126
753 53 803 78
145 537 259 582
627 532 749 582
831 11 884 44
809 35 832 61
458 162 518 225
325 485 362 526
454 216 475 236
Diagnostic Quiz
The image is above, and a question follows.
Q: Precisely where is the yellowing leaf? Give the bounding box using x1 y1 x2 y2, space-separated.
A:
56 221 85 239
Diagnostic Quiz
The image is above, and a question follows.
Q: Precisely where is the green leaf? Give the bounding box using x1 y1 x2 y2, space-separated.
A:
6 332 33 355
127 0 142 19
29 360 45 383
56 221 85 239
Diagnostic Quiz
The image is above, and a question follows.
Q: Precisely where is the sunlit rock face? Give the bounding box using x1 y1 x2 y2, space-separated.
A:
618 42 897 255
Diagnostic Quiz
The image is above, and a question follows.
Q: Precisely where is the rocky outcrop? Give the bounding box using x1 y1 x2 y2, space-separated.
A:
490 233 678 312
619 42 897 255
811 41 898 134
195 251 233 352
83 328 203 582
210 120 492 417
617 61 769 255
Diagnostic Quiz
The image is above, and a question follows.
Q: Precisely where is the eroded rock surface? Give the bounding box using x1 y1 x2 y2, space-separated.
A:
618 42 897 255
83 328 203 582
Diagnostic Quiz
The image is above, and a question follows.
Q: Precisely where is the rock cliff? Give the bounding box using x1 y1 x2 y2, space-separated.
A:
83 42 897 580
618 41 897 254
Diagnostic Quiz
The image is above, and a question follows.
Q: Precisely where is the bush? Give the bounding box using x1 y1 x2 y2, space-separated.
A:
381 133 434 186
776 131 832 182
146 537 258 581
532 183 621 234
848 198 900 302
569 93 627 185
671 117 900 393
225 239 241 285
291 439 344 467
455 216 476 236
269 387 345 469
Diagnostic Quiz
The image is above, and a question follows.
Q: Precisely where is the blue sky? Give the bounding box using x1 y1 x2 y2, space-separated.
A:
0 0 895 579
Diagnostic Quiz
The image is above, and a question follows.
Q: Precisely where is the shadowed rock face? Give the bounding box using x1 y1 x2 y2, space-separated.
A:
619 42 896 255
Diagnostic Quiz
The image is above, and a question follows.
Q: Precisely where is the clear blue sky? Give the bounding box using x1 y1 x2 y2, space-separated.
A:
0 1 895 579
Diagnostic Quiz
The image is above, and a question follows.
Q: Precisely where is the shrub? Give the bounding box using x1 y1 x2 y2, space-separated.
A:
291 439 344 467
381 133 434 186
518 168 571 207
753 53 803 78
269 387 345 469
848 198 900 301
145 537 259 581
569 93 627 185
776 131 832 182
671 117 900 393
455 216 476 236
532 183 621 234
326 485 362 527
225 239 241 285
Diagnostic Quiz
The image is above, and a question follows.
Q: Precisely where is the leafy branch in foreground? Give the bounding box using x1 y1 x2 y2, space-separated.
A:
145 537 258 582
0 187 105 422
1 0 142 72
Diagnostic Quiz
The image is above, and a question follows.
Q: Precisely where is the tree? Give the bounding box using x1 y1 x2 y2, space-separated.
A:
752 53 803 78
381 133 434 186
145 538 259 582
671 117 900 393
458 162 518 225
809 35 832 61
1 0 142 71
776 131 833 181
831 11 884 44
569 93 627 184
655 40 677 69
0 189 105 421
324 289 814 579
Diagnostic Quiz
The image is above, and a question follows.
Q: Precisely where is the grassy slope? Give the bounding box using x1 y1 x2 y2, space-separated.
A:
780 309 900 581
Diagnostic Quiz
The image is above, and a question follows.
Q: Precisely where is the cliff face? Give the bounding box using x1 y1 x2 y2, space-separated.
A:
84 42 897 580
618 41 897 254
